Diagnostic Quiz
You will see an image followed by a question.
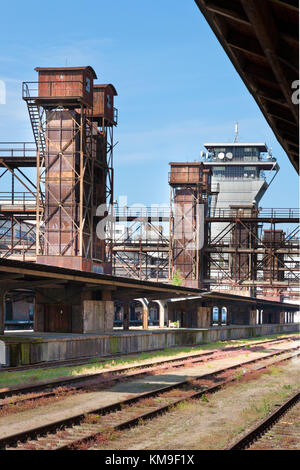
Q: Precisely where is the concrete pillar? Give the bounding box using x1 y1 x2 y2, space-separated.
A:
249 309 257 326
123 301 130 331
34 294 45 332
0 289 6 335
279 311 285 324
82 300 114 333
291 312 295 323
157 301 166 328
196 306 211 328
142 304 149 330
218 307 222 326
226 308 231 326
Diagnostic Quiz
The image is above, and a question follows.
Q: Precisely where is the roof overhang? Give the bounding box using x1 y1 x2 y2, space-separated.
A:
204 142 268 152
0 259 204 301
194 0 299 173
35 66 98 79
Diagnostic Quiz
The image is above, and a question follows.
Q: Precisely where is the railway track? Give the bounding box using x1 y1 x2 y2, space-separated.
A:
227 390 300 450
1 336 297 404
1 348 299 450
0 338 298 419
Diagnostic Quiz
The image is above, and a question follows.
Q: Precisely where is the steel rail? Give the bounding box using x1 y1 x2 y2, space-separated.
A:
227 390 300 450
2 350 298 451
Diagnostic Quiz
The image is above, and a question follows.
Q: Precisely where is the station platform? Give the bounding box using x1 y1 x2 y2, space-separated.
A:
0 323 299 367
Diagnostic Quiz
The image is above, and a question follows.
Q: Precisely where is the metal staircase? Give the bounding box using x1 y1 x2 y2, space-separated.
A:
22 83 46 157
26 100 46 156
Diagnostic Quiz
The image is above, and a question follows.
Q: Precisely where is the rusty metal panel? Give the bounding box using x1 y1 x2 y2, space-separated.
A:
44 110 79 257
37 67 95 107
92 85 116 123
169 163 211 187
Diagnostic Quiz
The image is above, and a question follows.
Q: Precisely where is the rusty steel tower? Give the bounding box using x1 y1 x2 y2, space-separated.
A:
168 162 216 288
22 66 117 273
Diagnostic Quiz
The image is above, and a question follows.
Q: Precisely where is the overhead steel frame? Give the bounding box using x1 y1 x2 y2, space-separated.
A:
0 142 37 261
96 116 115 266
205 210 300 299
112 214 169 281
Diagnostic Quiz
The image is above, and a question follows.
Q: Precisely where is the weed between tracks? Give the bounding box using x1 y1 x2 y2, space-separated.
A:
86 359 300 451
0 386 82 418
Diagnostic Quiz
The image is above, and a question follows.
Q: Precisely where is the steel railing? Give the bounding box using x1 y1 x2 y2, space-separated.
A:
0 142 36 157
0 192 36 204
114 207 171 218
22 81 84 100
207 208 300 219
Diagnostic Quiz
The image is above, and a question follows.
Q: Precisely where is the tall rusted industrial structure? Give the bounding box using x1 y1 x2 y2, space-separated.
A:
21 66 117 273
168 162 215 288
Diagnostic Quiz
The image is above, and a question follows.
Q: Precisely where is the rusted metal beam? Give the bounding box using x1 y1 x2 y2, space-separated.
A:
269 0 298 12
227 31 265 59
205 0 249 24
241 0 298 122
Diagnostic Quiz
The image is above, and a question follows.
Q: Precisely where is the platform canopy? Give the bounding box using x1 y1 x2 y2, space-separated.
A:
195 0 299 172
0 259 298 310
0 258 204 301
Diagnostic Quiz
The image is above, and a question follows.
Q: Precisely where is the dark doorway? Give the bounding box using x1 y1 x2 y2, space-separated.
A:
44 304 72 333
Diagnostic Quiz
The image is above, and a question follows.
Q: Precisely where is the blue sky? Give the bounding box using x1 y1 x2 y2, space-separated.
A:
0 0 298 209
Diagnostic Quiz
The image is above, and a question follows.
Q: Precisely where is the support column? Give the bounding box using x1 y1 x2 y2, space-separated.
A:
279 311 285 324
196 305 211 328
226 308 231 326
34 296 45 332
218 307 222 326
0 289 6 335
123 301 130 331
142 304 149 330
249 309 257 326
157 301 166 328
82 299 114 333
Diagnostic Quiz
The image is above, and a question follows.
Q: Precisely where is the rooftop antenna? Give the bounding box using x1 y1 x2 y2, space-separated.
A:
234 121 239 142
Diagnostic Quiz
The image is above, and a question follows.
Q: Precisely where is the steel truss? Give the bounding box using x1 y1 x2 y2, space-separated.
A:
95 117 115 265
112 217 169 281
205 213 300 299
0 142 37 261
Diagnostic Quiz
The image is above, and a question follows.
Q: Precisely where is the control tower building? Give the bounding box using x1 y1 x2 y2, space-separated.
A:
202 141 279 238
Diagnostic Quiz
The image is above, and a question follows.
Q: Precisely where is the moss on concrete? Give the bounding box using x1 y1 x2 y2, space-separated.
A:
20 343 30 365
109 336 121 354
